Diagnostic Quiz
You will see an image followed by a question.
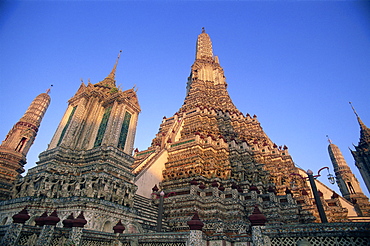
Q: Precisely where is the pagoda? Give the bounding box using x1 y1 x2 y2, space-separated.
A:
133 29 351 236
0 90 50 200
0 52 154 232
328 137 370 217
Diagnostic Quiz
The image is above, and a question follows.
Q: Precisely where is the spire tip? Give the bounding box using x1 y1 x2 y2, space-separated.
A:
106 50 122 81
349 102 359 118
326 135 332 144
46 85 53 94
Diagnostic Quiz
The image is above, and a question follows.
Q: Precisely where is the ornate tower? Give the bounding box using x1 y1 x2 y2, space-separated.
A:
0 91 50 200
350 103 370 194
47 52 138 155
133 29 352 236
9 53 143 231
328 137 370 216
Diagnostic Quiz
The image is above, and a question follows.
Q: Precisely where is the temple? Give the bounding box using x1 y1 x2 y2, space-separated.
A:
0 30 369 245
133 29 368 235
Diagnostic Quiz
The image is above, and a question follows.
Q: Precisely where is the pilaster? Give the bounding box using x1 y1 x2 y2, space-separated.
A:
0 223 23 246
67 227 83 246
35 224 55 246
188 230 205 246
251 226 271 246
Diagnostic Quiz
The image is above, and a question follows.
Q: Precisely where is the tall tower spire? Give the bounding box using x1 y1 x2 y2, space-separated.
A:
0 91 50 200
48 51 139 153
328 137 364 198
349 102 370 193
328 137 370 216
107 50 122 80
350 102 370 145
184 28 235 112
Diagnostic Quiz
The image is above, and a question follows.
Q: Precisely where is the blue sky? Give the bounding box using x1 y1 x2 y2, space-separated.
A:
1 1 369 196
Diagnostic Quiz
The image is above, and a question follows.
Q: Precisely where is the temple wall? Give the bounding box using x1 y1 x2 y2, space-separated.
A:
135 150 168 198
0 222 369 246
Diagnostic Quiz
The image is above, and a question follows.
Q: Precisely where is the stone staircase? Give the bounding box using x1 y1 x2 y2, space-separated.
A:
133 194 170 232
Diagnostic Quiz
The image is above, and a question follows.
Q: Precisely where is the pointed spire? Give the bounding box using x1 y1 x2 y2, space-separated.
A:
349 102 370 144
196 27 213 61
95 51 122 88
349 101 359 118
46 85 53 94
107 50 122 80
18 92 51 129
328 139 347 170
0 90 50 199
350 103 370 194
350 102 366 130
326 135 332 144
328 134 367 200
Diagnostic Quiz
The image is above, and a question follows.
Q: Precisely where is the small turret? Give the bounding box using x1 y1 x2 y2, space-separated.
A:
0 90 51 200
328 135 370 216
328 136 364 199
196 27 214 61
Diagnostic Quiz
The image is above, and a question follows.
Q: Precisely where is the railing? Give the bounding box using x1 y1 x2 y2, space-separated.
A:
1 218 369 246
253 222 370 246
